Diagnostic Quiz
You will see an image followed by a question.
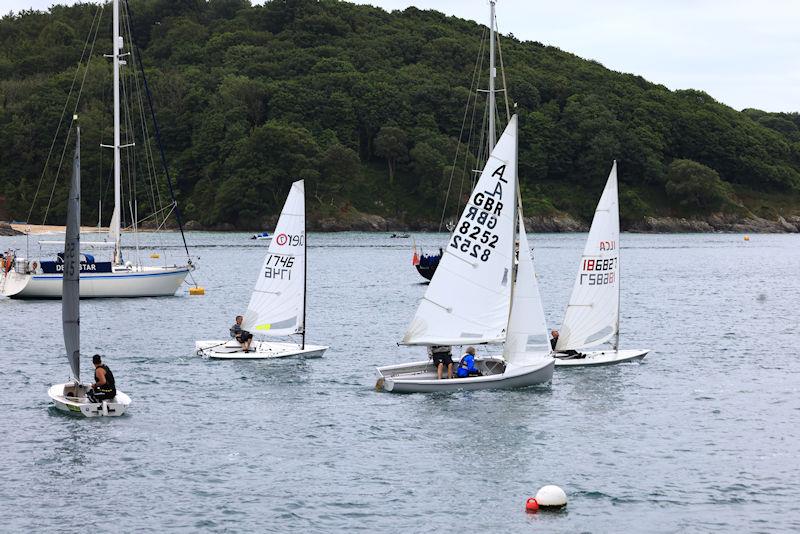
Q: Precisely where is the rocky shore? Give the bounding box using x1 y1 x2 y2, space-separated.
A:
0 222 23 236
7 213 798 236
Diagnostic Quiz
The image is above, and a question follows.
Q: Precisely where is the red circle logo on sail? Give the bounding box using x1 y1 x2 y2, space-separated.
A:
276 233 288 246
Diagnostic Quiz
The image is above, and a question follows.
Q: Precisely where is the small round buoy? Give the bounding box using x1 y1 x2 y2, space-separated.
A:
150 253 160 259
525 497 539 513
535 485 567 509
744 235 750 241
189 286 205 295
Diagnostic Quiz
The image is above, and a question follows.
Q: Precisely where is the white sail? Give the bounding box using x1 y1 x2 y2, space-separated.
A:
243 180 305 337
503 214 551 365
557 161 620 351
107 205 119 241
402 116 518 346
63 126 81 381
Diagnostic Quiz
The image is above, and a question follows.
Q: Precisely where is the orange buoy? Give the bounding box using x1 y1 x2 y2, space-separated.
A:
743 235 750 241
189 286 205 295
525 497 539 513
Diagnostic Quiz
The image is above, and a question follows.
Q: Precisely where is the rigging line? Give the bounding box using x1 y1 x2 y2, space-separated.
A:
438 26 487 233
35 4 103 226
454 30 488 224
494 20 512 123
123 8 162 223
124 0 192 262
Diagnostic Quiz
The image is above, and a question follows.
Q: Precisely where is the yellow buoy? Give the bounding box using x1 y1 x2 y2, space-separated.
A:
743 235 750 241
189 287 205 296
150 253 160 259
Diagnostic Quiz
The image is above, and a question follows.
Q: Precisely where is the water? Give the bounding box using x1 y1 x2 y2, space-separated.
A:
1 231 798 532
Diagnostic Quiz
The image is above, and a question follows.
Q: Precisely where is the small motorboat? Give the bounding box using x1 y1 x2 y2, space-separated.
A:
251 231 272 240
390 233 410 238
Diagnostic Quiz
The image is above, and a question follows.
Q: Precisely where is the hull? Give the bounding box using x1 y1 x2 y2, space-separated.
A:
414 263 436 281
554 348 649 367
2 265 191 299
48 383 131 417
376 356 554 393
195 339 328 360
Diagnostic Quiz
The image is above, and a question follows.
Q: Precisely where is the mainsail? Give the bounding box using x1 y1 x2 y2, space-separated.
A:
243 180 305 337
63 126 81 381
556 161 620 351
503 214 551 365
402 116 518 346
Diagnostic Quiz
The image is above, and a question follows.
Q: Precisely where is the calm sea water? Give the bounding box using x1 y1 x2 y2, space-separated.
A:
1 231 798 532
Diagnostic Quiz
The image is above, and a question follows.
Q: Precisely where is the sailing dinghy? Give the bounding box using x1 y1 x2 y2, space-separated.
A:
195 180 327 359
554 161 649 367
376 116 554 393
48 123 131 417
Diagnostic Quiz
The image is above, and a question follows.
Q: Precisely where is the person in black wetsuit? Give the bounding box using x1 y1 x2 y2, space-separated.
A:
550 329 583 358
230 315 253 352
87 354 116 403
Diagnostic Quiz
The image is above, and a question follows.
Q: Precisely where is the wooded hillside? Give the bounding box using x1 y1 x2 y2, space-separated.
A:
1 0 799 229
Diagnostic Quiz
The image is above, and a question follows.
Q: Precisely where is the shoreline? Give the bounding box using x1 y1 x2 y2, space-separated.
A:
4 213 800 236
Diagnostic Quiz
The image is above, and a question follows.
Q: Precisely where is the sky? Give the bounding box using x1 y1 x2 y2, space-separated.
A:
4 0 798 112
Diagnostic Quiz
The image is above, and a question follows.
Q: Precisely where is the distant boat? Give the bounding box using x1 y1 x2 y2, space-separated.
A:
390 233 410 239
376 116 554 392
412 247 442 281
554 161 649 367
0 0 194 299
47 124 131 417
196 180 328 359
251 231 272 240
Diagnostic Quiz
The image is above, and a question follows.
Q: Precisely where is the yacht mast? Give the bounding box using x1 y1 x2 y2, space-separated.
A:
488 0 497 152
112 0 122 264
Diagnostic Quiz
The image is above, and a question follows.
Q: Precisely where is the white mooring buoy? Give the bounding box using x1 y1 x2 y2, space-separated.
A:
535 485 567 509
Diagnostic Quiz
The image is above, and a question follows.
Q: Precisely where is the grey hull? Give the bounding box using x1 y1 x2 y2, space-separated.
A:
378 358 554 393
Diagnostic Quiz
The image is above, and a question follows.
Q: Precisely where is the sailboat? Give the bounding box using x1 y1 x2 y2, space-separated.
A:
554 161 649 367
48 122 131 417
195 180 328 359
1 0 193 299
412 0 505 282
376 116 555 393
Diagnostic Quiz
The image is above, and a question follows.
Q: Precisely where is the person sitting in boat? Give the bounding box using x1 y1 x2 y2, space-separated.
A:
428 345 453 379
230 315 253 352
87 354 116 403
550 329 583 358
456 346 481 378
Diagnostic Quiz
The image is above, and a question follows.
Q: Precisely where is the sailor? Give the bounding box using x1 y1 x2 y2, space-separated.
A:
456 346 481 378
87 354 116 403
550 329 582 358
230 315 253 352
550 329 560 350
428 345 453 379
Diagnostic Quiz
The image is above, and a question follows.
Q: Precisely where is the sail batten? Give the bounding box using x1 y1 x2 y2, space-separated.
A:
63 126 81 382
242 180 305 337
556 161 620 351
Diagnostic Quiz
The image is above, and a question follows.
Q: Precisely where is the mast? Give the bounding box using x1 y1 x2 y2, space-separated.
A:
301 196 307 350
505 115 519 330
488 0 497 152
112 0 122 264
613 159 620 351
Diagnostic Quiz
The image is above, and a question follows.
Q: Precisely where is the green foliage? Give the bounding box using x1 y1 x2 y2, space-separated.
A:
0 0 798 229
664 159 735 210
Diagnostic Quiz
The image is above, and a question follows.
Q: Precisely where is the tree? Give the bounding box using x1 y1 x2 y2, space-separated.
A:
374 126 407 184
664 159 734 210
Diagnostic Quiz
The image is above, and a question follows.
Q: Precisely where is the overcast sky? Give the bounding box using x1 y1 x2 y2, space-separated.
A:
4 0 798 112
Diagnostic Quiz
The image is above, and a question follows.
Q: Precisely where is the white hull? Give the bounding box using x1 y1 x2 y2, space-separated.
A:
554 349 649 367
1 265 191 299
195 339 328 360
376 356 554 393
48 383 131 417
